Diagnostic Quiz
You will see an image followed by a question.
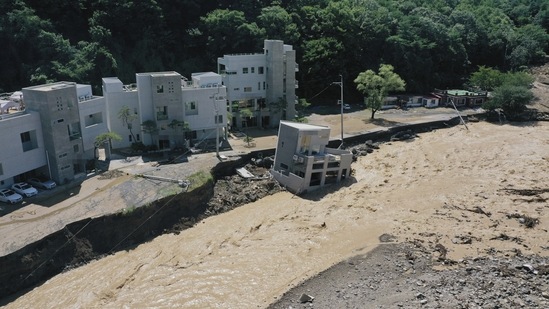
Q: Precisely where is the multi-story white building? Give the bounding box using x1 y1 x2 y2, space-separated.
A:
270 121 352 194
2 39 289 188
103 71 227 150
217 39 298 129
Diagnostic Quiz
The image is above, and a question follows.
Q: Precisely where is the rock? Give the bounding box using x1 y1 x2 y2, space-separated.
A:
299 293 314 303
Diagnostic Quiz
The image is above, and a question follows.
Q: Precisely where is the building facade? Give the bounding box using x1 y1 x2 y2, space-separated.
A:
104 71 228 150
217 40 298 129
270 121 352 194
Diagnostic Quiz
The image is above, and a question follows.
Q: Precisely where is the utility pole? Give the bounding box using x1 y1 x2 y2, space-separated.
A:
212 86 221 158
332 74 344 147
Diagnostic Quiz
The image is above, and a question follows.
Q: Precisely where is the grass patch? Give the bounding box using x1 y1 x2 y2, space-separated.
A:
187 170 214 191
158 185 182 198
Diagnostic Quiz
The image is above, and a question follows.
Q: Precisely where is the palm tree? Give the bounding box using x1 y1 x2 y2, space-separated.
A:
117 105 138 142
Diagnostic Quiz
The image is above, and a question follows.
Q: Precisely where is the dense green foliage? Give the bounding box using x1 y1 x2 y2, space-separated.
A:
1 0 548 101
472 67 535 117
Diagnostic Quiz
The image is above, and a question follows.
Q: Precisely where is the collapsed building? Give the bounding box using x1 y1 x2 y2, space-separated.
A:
270 121 353 194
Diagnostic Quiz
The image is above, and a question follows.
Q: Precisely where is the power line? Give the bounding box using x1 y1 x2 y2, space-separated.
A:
23 218 94 282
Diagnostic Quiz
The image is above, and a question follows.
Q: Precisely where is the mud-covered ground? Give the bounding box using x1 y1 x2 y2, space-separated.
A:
269 241 549 309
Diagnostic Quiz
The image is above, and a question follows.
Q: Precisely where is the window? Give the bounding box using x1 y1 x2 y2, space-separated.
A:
258 82 260 91
85 112 103 127
251 67 255 73
242 67 249 74
215 115 223 124
263 82 266 90
58 153 67 158
233 88 240 91
244 87 252 92
67 122 81 140
258 67 264 74
156 85 164 93
20 130 38 152
74 144 79 153
185 101 198 115
136 134 140 141
156 106 168 120
0 163 3 176
56 118 65 123
129 135 132 142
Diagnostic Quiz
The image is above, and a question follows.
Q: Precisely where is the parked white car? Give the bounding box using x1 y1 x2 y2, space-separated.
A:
11 182 38 198
0 189 23 204
27 178 57 190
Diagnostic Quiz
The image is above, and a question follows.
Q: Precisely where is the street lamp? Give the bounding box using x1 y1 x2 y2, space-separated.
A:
332 74 344 147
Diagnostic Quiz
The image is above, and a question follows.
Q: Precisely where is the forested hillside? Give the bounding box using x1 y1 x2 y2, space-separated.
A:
1 0 547 101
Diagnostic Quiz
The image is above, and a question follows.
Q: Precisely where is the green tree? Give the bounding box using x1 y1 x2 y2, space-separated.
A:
239 108 254 146
294 98 311 123
118 105 138 142
94 132 122 160
141 120 158 146
468 66 504 91
354 64 406 119
168 119 190 147
486 85 534 118
257 5 300 43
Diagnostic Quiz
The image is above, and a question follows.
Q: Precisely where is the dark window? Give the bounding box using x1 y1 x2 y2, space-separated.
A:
20 130 38 152
258 67 264 74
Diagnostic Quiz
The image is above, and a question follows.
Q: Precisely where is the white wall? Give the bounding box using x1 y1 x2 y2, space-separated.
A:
79 96 108 152
0 112 46 188
104 84 139 149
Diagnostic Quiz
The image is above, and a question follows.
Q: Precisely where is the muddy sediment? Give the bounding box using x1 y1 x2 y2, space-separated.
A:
0 162 283 301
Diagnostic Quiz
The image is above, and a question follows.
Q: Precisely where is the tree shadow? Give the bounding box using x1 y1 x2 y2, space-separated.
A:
362 117 402 127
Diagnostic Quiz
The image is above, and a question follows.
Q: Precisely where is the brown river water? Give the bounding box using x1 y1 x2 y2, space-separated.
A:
4 121 549 308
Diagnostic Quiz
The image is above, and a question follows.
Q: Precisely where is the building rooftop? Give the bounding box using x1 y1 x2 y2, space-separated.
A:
280 120 329 131
23 81 76 92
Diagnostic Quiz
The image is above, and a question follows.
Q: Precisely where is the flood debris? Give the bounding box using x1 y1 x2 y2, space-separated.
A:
348 140 380 161
390 129 418 142
506 213 540 228
299 293 314 303
466 206 491 217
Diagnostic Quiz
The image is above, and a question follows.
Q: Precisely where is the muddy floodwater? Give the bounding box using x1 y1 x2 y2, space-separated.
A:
4 121 549 308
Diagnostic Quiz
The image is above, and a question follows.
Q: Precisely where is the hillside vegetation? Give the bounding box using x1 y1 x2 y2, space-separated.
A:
1 0 548 101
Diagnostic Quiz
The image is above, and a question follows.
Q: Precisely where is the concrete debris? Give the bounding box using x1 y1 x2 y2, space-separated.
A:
299 293 314 303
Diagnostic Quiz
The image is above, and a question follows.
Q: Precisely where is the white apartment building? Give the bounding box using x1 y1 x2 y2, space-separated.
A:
103 71 227 150
217 39 298 129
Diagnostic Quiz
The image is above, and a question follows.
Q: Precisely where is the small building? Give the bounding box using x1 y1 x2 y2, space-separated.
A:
422 94 441 108
270 121 353 194
434 89 487 107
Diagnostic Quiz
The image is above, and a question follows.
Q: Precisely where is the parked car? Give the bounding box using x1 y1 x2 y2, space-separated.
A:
27 178 57 190
0 189 23 204
11 182 38 198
